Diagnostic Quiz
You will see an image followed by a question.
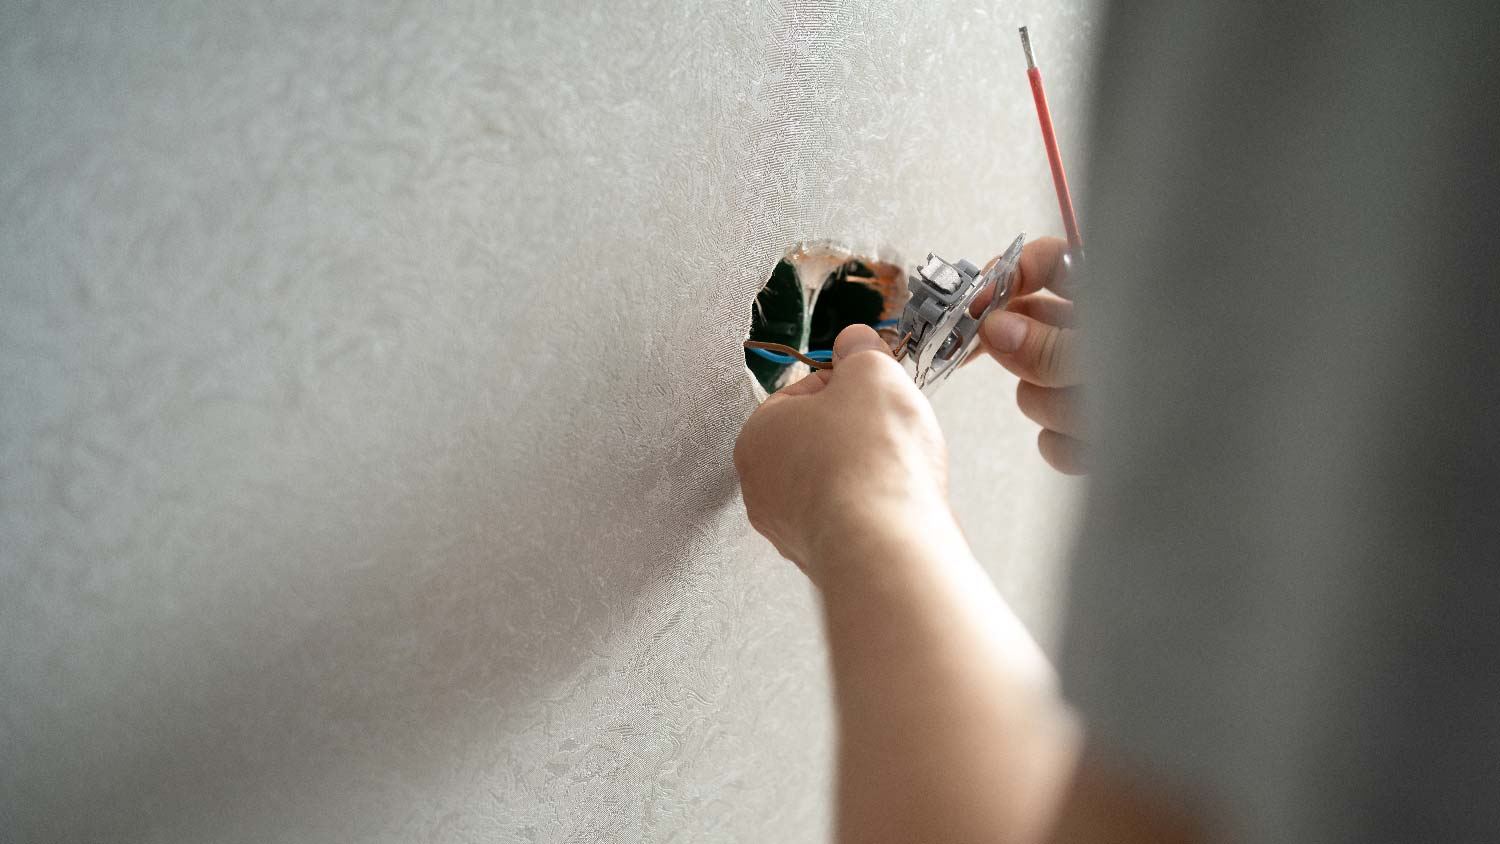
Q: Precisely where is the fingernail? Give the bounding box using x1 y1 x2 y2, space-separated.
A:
982 311 1028 354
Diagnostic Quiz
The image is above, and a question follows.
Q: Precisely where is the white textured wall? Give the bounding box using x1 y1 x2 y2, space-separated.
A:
0 1 1096 841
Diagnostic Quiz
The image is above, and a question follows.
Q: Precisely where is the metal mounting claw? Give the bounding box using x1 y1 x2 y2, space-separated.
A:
896 234 1026 393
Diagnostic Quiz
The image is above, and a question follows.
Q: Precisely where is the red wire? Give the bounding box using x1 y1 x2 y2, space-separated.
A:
1027 65 1082 253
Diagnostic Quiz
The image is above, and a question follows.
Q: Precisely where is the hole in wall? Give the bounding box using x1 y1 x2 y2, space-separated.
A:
745 242 906 393
745 258 807 392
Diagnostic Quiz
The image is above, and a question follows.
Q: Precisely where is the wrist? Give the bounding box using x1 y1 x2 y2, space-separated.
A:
802 492 964 591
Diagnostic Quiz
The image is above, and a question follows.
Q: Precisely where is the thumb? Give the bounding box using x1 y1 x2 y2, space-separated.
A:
980 310 1081 387
831 323 894 361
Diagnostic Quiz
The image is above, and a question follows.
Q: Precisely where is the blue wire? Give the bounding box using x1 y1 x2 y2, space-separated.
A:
747 347 833 365
748 321 900 365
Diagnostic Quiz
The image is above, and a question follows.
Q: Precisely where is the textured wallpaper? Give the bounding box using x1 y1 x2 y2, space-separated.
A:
0 1 1096 841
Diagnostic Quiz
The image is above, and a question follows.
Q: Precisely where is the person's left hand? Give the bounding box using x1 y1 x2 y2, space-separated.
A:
970 237 1087 474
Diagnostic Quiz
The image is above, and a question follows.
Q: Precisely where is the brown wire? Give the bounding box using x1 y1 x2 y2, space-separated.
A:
743 341 832 370
743 332 914 370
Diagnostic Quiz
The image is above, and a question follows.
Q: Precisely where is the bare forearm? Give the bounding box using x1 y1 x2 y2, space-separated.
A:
809 505 1080 844
734 323 1201 842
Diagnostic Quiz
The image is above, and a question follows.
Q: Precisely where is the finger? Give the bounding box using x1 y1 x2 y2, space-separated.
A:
832 323 894 362
772 368 832 397
1015 236 1072 298
980 310 1082 388
1037 429 1087 475
1008 292 1076 328
830 323 928 398
969 236 1072 317
962 293 1074 370
1015 381 1085 439
963 295 1072 370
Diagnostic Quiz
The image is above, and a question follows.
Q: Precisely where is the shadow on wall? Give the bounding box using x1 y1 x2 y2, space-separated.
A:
11 358 755 840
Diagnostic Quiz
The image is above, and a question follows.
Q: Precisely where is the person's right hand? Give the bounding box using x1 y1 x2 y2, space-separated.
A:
734 324 952 584
972 237 1087 474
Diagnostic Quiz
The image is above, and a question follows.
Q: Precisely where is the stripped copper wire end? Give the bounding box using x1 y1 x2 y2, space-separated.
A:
893 331 913 361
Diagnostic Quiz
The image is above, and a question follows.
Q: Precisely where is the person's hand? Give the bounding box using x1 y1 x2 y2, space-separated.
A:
734 324 951 583
971 236 1086 474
